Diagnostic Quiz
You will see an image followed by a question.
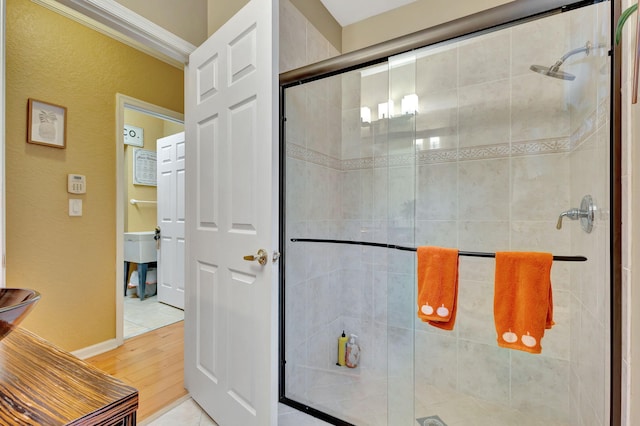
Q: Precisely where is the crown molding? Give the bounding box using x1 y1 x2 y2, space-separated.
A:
31 0 196 68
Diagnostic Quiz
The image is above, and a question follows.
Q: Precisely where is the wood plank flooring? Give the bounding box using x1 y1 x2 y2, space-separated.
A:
86 321 187 421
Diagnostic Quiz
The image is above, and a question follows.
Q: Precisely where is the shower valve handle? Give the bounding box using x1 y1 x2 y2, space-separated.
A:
556 208 586 229
556 195 595 233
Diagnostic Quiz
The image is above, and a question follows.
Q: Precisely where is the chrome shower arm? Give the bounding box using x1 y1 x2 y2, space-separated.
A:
550 42 593 71
559 41 592 62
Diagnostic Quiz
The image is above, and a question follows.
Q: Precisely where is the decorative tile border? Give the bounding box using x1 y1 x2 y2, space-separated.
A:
286 99 607 171
288 137 571 171
597 98 610 129
342 156 377 170
286 143 342 170
570 109 597 150
570 97 610 150
416 148 459 164
457 143 512 161
509 138 571 157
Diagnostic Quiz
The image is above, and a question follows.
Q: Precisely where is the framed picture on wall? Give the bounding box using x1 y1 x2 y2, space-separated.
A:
133 148 157 186
27 98 67 148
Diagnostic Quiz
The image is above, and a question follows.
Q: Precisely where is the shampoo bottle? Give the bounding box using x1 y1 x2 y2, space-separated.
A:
337 331 348 366
345 334 360 368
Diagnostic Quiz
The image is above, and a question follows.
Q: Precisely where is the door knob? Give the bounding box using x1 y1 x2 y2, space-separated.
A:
154 226 161 249
243 249 268 266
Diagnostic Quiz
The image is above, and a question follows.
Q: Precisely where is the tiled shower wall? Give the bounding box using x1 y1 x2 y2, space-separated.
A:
284 2 611 425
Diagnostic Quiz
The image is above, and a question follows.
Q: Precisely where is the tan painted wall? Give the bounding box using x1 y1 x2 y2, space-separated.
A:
6 0 184 351
164 121 184 136
207 0 340 52
207 0 249 35
124 111 160 233
115 0 208 46
342 0 515 52
289 0 341 52
210 0 508 56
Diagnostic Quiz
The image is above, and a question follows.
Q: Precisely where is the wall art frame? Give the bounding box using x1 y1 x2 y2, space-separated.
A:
27 98 67 148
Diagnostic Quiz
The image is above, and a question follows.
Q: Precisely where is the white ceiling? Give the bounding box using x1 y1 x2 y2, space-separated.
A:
319 0 418 27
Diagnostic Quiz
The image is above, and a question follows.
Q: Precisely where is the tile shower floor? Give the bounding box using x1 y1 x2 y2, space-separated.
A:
124 294 184 339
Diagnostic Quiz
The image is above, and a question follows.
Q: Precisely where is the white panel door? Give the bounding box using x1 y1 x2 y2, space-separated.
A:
157 132 185 309
184 0 278 424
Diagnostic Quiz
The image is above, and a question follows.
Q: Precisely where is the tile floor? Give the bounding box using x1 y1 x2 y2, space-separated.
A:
144 394 572 426
142 398 330 426
124 293 184 339
142 398 217 426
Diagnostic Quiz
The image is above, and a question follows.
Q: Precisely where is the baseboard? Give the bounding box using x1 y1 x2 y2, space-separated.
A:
71 338 119 359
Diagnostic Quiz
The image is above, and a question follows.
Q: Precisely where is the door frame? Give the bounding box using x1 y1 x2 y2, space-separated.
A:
116 94 183 345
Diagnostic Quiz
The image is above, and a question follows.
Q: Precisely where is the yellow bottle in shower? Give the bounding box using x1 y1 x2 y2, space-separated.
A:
337 331 348 366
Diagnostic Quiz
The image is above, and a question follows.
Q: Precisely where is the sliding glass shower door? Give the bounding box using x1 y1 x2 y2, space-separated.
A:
281 2 611 425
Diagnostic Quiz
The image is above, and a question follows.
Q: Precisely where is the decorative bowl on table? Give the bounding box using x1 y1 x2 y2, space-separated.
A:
0 289 41 341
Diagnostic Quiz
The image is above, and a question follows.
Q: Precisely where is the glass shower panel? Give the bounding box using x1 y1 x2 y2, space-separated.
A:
403 2 611 425
282 73 345 415
283 61 394 424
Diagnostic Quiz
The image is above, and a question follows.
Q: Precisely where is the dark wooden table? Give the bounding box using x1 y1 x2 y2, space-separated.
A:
0 327 138 425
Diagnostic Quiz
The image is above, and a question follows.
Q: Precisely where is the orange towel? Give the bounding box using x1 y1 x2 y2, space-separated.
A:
494 252 554 354
416 246 459 330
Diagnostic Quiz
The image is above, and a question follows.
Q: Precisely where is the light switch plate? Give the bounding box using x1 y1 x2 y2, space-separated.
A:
69 199 82 216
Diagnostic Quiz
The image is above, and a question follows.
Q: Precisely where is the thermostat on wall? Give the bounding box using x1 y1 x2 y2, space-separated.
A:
124 124 144 147
67 174 86 194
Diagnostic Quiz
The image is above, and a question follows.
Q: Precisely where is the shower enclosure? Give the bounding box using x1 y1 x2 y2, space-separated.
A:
280 1 613 425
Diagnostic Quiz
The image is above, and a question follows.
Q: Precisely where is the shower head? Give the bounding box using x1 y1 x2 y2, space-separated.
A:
530 41 593 81
529 63 576 81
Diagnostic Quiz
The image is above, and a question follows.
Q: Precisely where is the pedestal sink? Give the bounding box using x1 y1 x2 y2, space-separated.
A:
0 289 40 341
